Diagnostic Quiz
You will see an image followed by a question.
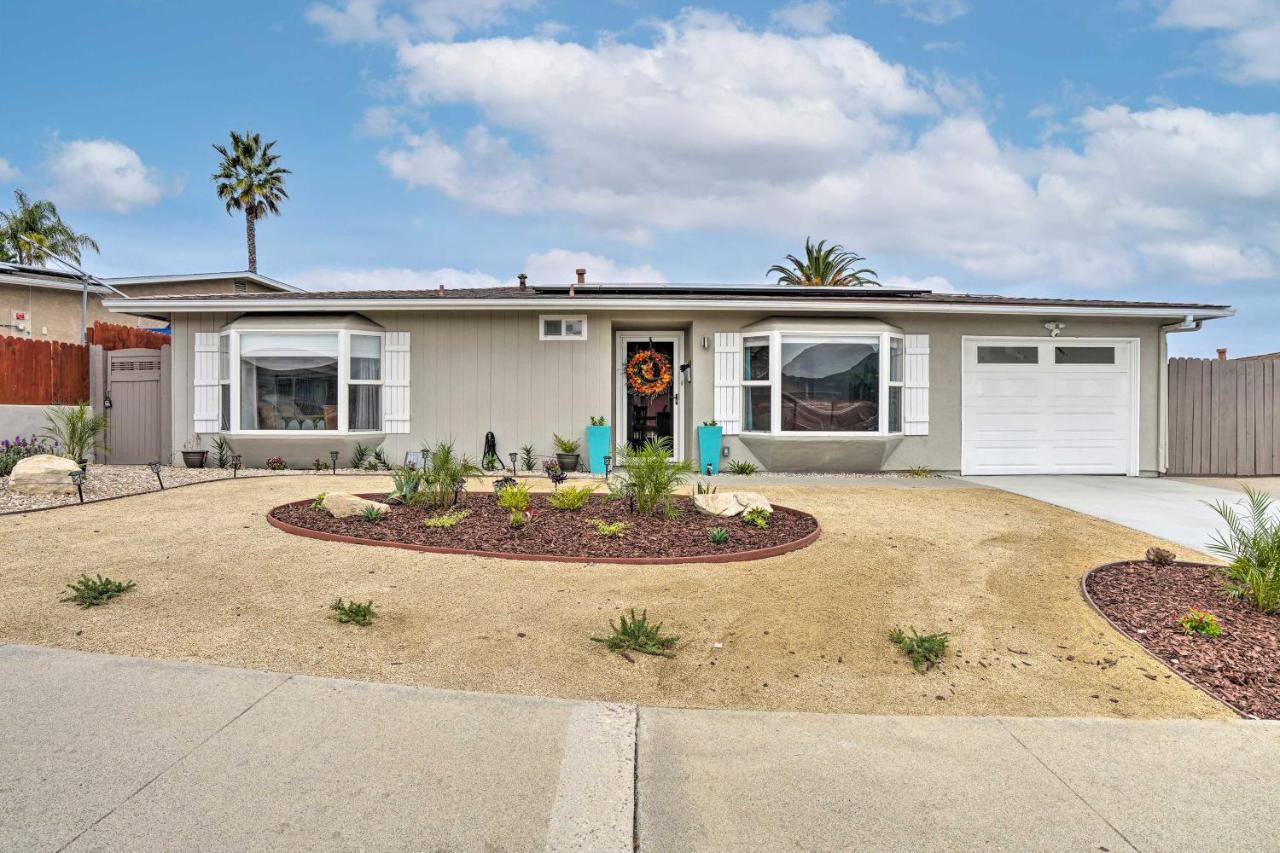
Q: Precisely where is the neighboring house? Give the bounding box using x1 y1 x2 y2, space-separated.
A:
0 263 299 343
103 274 1233 475
1218 348 1280 362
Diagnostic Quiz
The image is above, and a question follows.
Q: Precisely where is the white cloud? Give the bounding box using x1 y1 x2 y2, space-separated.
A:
770 1 839 35
359 105 406 137
877 0 970 25
307 0 535 42
290 250 666 291
1156 0 1280 83
0 157 18 182
45 139 167 213
363 10 1280 286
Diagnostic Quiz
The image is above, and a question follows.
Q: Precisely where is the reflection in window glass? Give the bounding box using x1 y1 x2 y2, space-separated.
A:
889 386 902 432
890 336 903 383
349 385 382 430
977 346 1038 364
1055 346 1114 365
743 336 770 381
781 337 879 432
239 333 339 430
744 386 772 432
351 335 381 380
562 319 584 337
542 319 561 337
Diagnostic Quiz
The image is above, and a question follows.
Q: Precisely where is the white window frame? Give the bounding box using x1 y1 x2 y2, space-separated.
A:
741 334 773 434
218 332 231 432
539 314 588 341
223 328 385 435
741 330 906 437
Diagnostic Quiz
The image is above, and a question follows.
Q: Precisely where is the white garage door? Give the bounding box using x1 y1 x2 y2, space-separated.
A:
962 337 1138 476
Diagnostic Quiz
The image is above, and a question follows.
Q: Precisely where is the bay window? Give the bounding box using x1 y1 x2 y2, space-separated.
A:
742 329 905 436
220 327 384 433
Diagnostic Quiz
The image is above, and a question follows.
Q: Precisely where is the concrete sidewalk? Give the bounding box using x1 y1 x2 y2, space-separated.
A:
4 644 1280 852
960 474 1250 552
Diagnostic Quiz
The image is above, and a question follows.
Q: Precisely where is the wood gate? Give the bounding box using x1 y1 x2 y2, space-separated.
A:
1168 357 1280 476
104 347 167 465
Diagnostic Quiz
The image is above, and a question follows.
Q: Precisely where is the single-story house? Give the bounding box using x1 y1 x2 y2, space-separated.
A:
103 272 1233 475
1 263 299 343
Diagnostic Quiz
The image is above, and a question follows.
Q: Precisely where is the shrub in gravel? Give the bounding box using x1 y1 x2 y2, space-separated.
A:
889 627 949 672
0 434 58 477
592 609 678 657
265 456 286 471
549 485 595 511
423 508 471 528
1145 546 1177 566
707 527 729 544
360 505 385 523
725 459 758 475
589 518 628 538
310 493 327 511
497 481 531 512
1176 608 1221 638
1206 486 1280 614
608 437 695 515
742 507 771 529
331 598 377 626
62 574 135 608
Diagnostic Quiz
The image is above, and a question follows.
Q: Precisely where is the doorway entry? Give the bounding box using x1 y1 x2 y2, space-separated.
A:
615 332 684 461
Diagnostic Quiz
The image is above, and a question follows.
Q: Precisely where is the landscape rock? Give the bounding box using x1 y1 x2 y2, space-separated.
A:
733 492 773 514
693 491 774 517
322 492 391 518
7 454 80 496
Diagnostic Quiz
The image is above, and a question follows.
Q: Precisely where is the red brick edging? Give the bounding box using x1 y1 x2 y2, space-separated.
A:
266 496 821 565
1079 560 1250 719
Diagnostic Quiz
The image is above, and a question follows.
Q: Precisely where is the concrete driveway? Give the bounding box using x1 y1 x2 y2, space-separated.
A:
5 644 1280 852
960 475 1253 553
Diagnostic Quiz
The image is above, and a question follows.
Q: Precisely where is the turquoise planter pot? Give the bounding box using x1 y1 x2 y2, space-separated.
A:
697 425 723 475
586 424 612 474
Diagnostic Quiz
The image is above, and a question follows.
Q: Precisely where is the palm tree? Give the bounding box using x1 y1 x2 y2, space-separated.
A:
0 190 100 266
767 238 879 287
211 131 289 273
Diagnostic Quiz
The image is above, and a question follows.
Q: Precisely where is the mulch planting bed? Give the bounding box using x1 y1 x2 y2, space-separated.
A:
269 492 819 563
1085 560 1280 719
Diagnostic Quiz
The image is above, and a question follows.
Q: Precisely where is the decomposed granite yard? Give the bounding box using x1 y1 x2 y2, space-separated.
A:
0 474 1232 719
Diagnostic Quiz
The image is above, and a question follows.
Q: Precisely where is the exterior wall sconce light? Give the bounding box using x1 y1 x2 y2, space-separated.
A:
147 461 165 490
230 454 242 478
329 450 339 474
1044 321 1066 338
67 470 85 503
679 362 692 384
701 336 711 350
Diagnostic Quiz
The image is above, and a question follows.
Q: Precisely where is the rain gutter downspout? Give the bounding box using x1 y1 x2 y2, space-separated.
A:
1158 314 1203 475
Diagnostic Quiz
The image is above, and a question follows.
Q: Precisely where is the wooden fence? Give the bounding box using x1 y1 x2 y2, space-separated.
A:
1168 357 1280 476
86 321 170 351
0 337 90 405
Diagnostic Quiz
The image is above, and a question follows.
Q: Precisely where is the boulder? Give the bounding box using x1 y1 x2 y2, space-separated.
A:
733 492 773 514
322 492 391 518
693 492 742 517
7 454 80 496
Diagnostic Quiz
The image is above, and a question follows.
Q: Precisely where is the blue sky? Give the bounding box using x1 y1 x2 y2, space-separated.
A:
2 0 1277 356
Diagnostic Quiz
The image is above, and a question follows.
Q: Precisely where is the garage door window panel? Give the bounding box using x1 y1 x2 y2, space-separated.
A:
1055 346 1115 365
977 345 1039 365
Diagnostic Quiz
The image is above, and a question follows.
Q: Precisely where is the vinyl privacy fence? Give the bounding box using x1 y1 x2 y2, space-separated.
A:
1168 357 1280 476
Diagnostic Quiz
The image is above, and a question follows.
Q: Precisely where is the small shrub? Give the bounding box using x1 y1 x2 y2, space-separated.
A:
694 481 717 495
212 435 232 468
589 518 628 538
1176 608 1221 638
509 509 529 528
702 419 718 427
889 627 949 672
1145 546 1177 566
742 506 771 528
552 433 581 454
265 455 286 471
331 598 376 626
310 493 327 511
592 609 678 657
423 508 471 528
0 434 58 477
725 459 758 475
350 443 371 469
589 415 608 427
388 466 424 506
907 466 931 478
497 481 532 513
707 527 729 544
312 458 328 471
360 504 385 522
418 441 483 510
520 444 538 471
1206 486 1280 614
42 402 108 463
62 574 135 608
608 437 695 515
368 447 391 471
482 449 502 471
549 484 595 510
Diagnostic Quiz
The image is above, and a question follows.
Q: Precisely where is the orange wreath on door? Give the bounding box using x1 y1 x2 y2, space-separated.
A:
626 348 673 396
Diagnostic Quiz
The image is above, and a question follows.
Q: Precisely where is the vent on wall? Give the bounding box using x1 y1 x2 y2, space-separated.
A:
111 360 161 372
234 281 249 293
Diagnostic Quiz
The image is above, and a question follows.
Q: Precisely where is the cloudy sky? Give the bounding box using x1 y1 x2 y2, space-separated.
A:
3 0 1277 355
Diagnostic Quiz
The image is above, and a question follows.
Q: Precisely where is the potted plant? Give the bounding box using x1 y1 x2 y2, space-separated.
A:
552 434 581 473
697 419 723 475
181 439 208 469
585 416 612 474
42 402 109 471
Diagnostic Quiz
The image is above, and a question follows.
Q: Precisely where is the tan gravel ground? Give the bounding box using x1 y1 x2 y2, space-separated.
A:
0 475 1233 719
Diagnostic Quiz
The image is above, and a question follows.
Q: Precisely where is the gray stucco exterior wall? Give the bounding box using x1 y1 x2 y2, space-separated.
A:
168 309 1169 474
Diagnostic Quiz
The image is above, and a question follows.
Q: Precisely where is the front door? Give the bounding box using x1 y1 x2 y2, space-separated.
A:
615 333 683 460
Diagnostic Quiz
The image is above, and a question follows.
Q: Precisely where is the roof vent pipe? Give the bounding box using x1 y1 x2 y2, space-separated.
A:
576 268 586 284
518 273 527 291
436 283 444 297
1217 347 1228 361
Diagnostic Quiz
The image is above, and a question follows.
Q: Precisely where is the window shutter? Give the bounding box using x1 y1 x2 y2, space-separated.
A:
713 332 742 435
193 333 220 433
383 331 410 434
904 334 929 436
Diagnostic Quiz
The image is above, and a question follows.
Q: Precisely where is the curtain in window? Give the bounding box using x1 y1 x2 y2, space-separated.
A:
239 333 339 430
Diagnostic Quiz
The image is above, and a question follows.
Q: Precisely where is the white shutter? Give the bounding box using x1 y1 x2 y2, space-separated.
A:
904 334 929 436
382 331 410 434
193 332 220 433
713 332 742 435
